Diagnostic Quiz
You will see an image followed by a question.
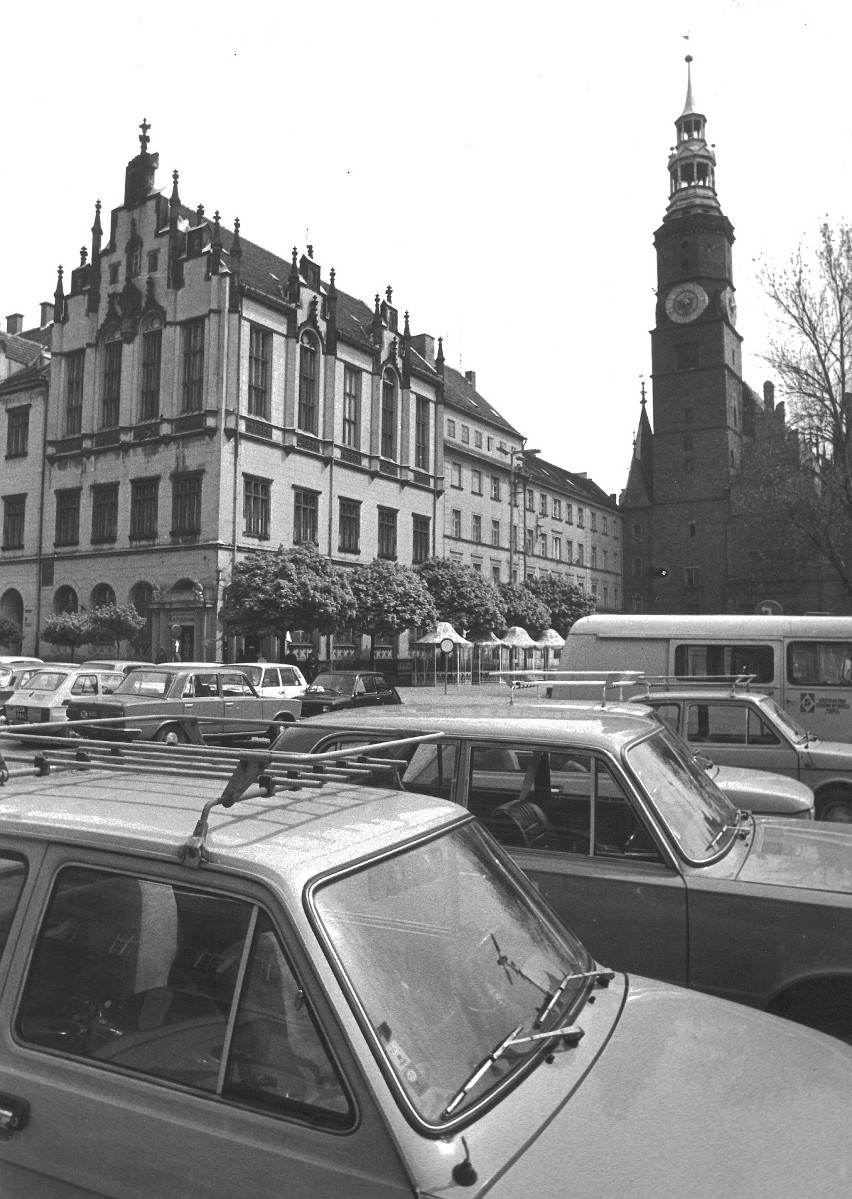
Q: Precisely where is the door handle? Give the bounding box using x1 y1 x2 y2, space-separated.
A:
0 1094 29 1137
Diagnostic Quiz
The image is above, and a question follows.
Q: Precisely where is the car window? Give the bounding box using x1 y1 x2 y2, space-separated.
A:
262 668 280 688
353 678 367 696
183 673 219 699
400 741 458 800
279 668 300 686
70 674 100 696
686 702 780 747
0 856 28 958
220 673 254 697
674 643 774 683
117 670 172 697
21 671 68 693
17 868 351 1127
650 702 680 733
467 745 659 861
788 640 852 686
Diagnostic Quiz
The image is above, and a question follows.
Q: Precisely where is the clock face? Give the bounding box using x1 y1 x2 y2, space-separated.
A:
721 286 737 326
665 282 709 324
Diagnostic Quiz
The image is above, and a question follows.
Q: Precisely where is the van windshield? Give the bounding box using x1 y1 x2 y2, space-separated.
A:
761 697 809 742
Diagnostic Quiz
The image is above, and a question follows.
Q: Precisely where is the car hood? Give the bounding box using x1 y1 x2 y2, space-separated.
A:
712 764 814 815
802 738 852 768
735 818 852 892
450 978 852 1199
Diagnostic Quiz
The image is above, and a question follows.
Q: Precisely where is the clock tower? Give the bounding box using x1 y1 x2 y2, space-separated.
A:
627 56 745 612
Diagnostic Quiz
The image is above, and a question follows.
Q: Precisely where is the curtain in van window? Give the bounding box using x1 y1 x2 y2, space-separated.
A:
674 644 774 683
787 641 852 686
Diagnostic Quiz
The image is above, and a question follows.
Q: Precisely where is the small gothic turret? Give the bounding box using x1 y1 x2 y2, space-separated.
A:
372 294 383 347
210 211 223 274
288 247 300 305
326 267 338 355
436 336 445 377
88 199 103 314
54 265 66 325
125 118 159 208
665 56 719 216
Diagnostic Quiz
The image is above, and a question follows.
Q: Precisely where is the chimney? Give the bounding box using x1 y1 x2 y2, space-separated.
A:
763 380 775 409
410 333 435 363
5 314 23 335
464 369 477 389
39 302 55 327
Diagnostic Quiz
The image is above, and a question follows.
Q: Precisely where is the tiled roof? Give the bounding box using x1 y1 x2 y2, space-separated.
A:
0 358 50 396
0 331 46 366
524 452 618 511
442 364 522 437
19 325 53 350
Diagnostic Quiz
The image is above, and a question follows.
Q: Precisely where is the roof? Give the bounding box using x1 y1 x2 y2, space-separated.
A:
441 363 522 437
569 613 852 639
0 760 459 896
523 452 618 511
0 358 50 397
0 330 47 368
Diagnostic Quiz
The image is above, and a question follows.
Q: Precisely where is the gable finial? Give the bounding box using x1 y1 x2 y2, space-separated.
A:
386 284 393 304
139 117 151 154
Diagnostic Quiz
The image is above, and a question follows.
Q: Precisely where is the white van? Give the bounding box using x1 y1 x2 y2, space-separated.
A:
560 614 852 742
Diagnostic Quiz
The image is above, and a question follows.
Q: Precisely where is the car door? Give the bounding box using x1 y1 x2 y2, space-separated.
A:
460 741 688 985
219 671 266 735
180 671 226 737
351 676 381 708
0 849 413 1199
682 700 801 777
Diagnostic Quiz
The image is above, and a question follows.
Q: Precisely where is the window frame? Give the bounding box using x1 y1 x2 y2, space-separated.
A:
101 338 122 429
91 482 119 545
129 477 159 541
377 506 398 560
293 489 319 546
6 406 29 458
243 476 271 540
342 366 361 449
2 494 26 550
248 326 272 420
171 472 203 537
338 497 361 554
65 350 85 436
139 328 162 422
181 319 205 413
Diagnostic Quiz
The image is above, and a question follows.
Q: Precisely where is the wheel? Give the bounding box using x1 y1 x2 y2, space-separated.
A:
153 725 188 745
815 787 852 823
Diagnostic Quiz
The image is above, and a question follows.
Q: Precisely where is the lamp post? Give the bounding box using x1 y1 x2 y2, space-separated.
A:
498 444 539 583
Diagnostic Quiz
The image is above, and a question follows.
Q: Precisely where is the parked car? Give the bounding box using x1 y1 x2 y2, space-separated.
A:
81 658 152 676
271 705 852 1039
230 662 308 699
300 671 402 717
0 734 848 1196
64 662 301 742
631 684 852 821
2 666 124 726
0 665 44 708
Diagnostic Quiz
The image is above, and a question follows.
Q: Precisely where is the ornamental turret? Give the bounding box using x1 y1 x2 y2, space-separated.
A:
665 56 720 219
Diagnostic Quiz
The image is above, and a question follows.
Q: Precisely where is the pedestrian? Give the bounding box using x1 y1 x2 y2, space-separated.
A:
155 646 168 664
304 651 319 684
283 644 299 668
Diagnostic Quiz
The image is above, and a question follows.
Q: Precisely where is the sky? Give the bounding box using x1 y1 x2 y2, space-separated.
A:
3 0 851 497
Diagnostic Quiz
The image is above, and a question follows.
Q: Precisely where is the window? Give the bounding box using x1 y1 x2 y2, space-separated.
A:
577 544 584 566
450 462 462 488
91 483 119 544
248 326 271 420
474 430 482 448
591 512 597 532
412 514 430 563
461 424 470 445
683 433 694 452
577 507 585 528
487 436 494 451
147 249 159 274
591 546 597 569
787 641 852 687
471 469 483 495
684 565 701 588
492 565 501 582
55 488 81 546
182 319 205 412
298 333 319 434
380 371 397 459
6 407 29 458
140 328 162 421
130 478 158 540
491 519 500 547
378 507 397 559
553 536 562 561
539 494 548 516
108 263 119 285
294 489 318 545
552 498 561 520
685 703 780 748
491 475 501 501
244 477 270 539
688 520 697 537
472 514 482 543
526 489 534 512
446 418 456 438
539 532 547 557
17 868 350 1126
65 349 85 435
2 495 25 549
414 396 429 470
603 515 608 534
91 583 116 609
674 644 774 683
339 497 360 553
342 366 362 448
525 528 534 555
603 549 608 570
451 509 462 538
101 340 122 428
171 473 202 536
566 540 573 563
566 504 573 524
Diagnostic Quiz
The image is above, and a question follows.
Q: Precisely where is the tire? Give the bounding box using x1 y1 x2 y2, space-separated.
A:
153 725 188 745
815 786 852 823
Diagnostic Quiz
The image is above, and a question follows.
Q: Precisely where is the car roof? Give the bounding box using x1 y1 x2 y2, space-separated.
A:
0 756 460 896
285 702 661 752
636 690 770 704
232 662 304 671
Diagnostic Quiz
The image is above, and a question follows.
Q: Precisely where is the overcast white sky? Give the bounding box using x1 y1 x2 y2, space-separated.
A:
4 0 851 495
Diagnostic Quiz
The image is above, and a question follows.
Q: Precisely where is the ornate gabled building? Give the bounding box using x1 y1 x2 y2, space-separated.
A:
36 122 445 661
621 56 763 613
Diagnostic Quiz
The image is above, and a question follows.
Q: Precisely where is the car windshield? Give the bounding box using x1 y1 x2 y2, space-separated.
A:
307 674 354 696
114 670 172 697
625 725 739 863
761 696 810 742
20 671 68 693
312 821 593 1126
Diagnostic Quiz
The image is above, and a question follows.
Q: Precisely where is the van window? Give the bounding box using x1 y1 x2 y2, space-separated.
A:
787 641 852 687
674 644 774 683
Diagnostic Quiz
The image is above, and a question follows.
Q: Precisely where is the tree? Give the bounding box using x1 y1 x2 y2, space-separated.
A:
86 604 146 657
40 613 92 661
497 583 550 636
350 560 437 662
416 558 505 638
525 576 597 637
0 616 22 650
759 221 852 597
221 545 356 641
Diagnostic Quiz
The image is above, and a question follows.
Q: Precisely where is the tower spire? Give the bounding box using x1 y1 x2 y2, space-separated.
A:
665 55 719 217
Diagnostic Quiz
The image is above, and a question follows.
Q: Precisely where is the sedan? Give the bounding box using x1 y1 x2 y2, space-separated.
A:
300 671 402 717
230 662 307 699
2 667 124 726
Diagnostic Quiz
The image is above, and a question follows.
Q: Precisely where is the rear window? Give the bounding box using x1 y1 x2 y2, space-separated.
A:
20 671 68 692
674 643 774 683
787 641 852 687
116 670 172 697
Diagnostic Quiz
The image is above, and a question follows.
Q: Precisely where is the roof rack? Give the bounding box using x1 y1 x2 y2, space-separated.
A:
636 674 758 696
488 670 644 706
0 722 444 869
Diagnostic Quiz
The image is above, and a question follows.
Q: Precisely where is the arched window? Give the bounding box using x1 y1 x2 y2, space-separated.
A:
298 333 319 434
0 588 24 633
54 586 78 614
381 370 397 459
91 583 116 609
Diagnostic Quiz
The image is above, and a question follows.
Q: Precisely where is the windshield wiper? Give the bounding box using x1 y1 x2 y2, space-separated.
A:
442 1020 585 1118
706 809 750 851
535 967 615 1028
